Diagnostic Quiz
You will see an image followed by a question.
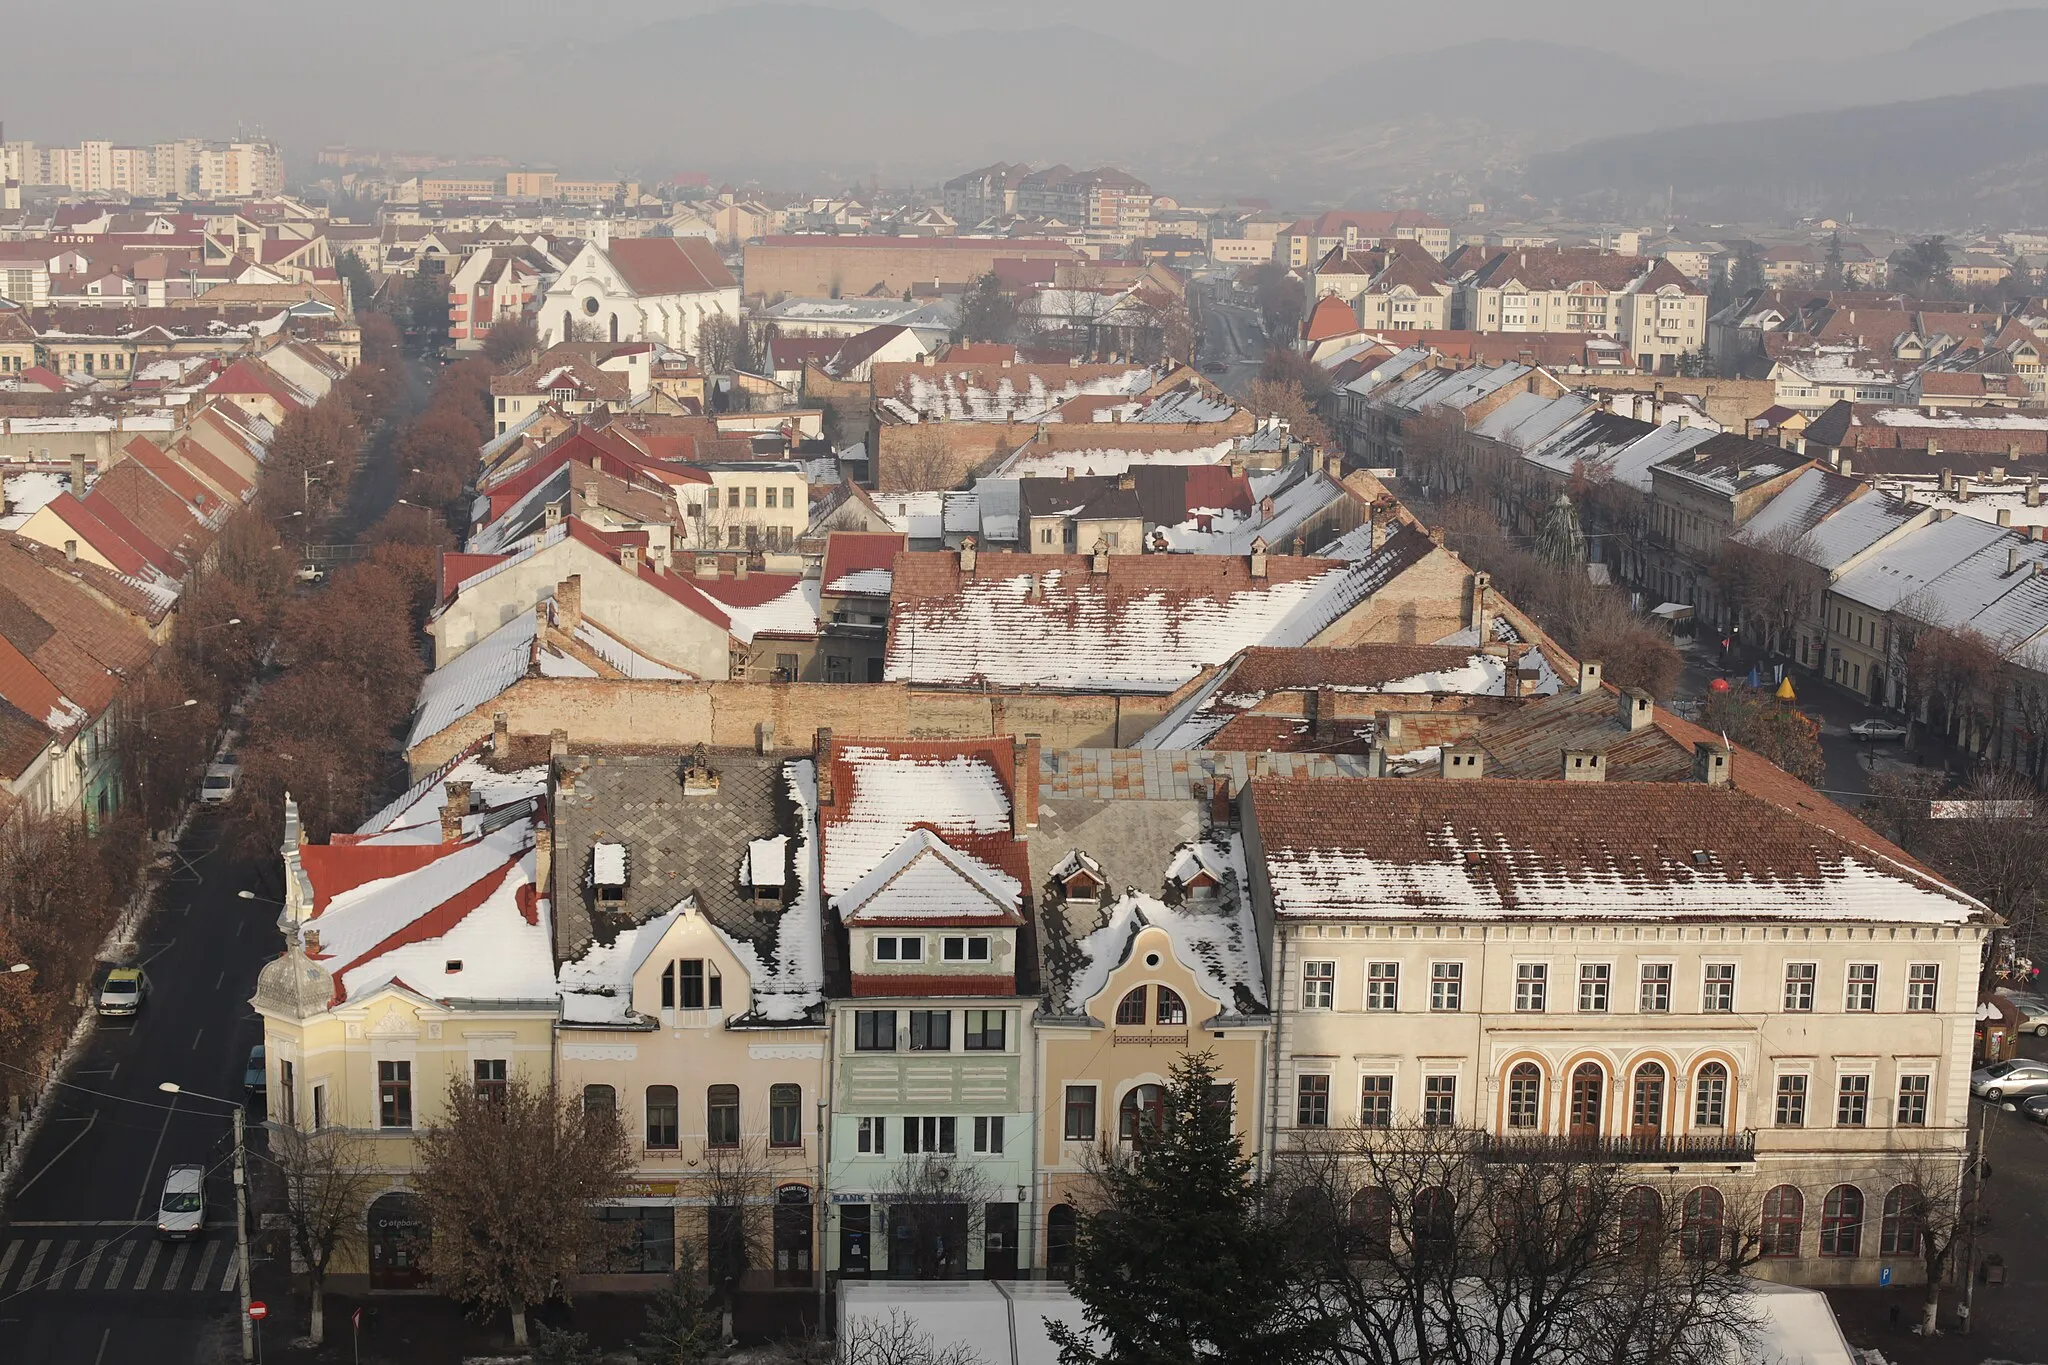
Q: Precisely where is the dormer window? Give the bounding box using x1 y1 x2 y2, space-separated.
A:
942 936 991 962
746 836 787 905
551 386 576 403
1185 870 1220 901
659 959 722 1009
875 935 925 963
591 842 627 902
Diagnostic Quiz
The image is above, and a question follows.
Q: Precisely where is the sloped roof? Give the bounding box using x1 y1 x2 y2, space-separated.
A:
606 237 736 296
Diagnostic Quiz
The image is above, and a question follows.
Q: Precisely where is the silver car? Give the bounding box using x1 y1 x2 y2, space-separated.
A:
156 1164 205 1240
2014 1000 2048 1037
1971 1058 2048 1102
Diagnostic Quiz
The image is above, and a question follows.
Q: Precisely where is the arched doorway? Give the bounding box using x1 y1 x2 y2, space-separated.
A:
1568 1064 1603 1139
1046 1204 1077 1279
367 1191 428 1289
773 1183 813 1287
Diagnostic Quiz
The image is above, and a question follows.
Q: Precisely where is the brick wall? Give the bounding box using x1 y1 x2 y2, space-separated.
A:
742 240 1079 301
407 678 1174 778
871 417 1256 493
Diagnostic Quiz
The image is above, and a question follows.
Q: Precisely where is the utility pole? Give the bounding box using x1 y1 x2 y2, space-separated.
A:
235 1103 254 1363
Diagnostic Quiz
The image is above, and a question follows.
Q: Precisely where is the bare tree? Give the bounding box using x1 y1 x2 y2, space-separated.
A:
413 1076 635 1346
1275 1124 1760 1365
879 1153 995 1280
1903 620 2006 751
701 1137 774 1293
839 1308 984 1365
881 426 964 493
1877 1150 1981 1336
265 1123 382 1344
1242 377 1331 449
697 314 757 375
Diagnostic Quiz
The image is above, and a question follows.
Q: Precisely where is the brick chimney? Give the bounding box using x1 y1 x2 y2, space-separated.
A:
1470 570 1491 640
1010 733 1040 832
70 451 86 493
549 728 569 762
492 710 510 753
556 576 583 631
1618 687 1654 733
1249 536 1269 579
815 728 834 807
1091 539 1110 574
959 536 977 575
1312 687 1337 742
532 819 553 897
1562 750 1605 782
1577 660 1603 696
440 800 465 843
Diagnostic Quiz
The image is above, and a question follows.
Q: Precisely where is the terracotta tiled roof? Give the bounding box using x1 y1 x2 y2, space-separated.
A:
36 492 151 578
1229 644 1490 694
605 237 736 296
83 469 191 574
820 531 907 588
1302 294 1360 343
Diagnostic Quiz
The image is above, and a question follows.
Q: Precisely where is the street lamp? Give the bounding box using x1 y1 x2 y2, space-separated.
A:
158 1081 254 1363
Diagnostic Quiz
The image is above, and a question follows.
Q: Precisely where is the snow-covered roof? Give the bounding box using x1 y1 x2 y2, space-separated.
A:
357 750 549 840
1057 868 1266 1023
407 608 538 749
835 827 1023 924
992 437 1237 482
821 740 1024 919
1831 513 2012 613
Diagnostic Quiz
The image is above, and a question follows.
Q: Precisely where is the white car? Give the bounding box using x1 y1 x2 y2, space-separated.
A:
1849 719 1909 741
157 1165 205 1240
199 762 238 805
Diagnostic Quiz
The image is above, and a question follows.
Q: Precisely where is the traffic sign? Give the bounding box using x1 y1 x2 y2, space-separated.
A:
248 1301 269 1321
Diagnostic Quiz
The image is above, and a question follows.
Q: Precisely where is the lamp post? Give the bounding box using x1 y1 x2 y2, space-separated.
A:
195 617 243 671
160 1081 253 1363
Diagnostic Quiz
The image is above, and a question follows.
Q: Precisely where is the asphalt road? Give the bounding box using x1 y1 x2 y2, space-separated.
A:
0 813 279 1363
1196 283 1267 398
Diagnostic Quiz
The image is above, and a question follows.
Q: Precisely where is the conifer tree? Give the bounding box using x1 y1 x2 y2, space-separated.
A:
634 1242 722 1365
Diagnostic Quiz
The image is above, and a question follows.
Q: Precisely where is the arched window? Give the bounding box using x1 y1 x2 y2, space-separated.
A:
1119 1084 1167 1144
1346 1188 1393 1259
581 1084 616 1119
1413 1187 1456 1262
1820 1184 1863 1257
1568 1063 1604 1139
608 312 620 343
706 1084 740 1148
1680 1186 1724 1260
1761 1184 1804 1258
1693 1062 1728 1130
1630 1063 1666 1139
1047 1204 1077 1278
562 311 573 342
1881 1184 1924 1256
1154 987 1187 1026
1506 1062 1542 1130
1115 988 1148 1026
1618 1185 1662 1255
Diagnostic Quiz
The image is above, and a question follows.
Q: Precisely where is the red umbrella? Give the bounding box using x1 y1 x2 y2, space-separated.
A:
1708 677 1731 693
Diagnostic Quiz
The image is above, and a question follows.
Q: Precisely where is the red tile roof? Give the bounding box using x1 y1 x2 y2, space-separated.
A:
822 531 908 588
0 629 66 732
38 492 152 578
83 470 189 574
606 237 736 296
1302 294 1360 343
206 358 306 411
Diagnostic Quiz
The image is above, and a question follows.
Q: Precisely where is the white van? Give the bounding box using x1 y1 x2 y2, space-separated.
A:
199 763 238 805
157 1164 206 1240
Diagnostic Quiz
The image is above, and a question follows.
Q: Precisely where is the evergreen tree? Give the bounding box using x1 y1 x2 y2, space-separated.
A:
531 1323 602 1365
1049 1053 1339 1365
1823 231 1845 289
634 1242 722 1365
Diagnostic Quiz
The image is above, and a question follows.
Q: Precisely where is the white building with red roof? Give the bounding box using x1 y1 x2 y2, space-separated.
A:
537 237 740 353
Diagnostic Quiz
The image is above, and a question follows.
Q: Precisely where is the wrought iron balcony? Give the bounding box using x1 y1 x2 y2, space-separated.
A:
1474 1130 1757 1165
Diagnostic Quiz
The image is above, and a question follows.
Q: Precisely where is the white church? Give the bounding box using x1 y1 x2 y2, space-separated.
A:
536 235 741 351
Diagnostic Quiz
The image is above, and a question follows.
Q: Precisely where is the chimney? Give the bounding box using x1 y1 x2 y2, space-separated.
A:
1653 380 1665 413
1561 750 1606 782
1577 659 1604 696
2000 509 2014 528
1211 775 1236 826
2032 525 2046 542
440 800 464 843
1470 570 1491 640
620 544 641 572
64 538 77 562
1249 536 1269 579
959 536 977 574
533 820 553 899
1118 472 1134 490
549 728 568 762
1365 742 1386 778
1993 465 2008 484
1011 733 1041 832
1692 740 1731 786
1091 538 1111 573
1935 508 1955 522
1619 687 1654 732
815 728 834 807
734 556 749 580
2010 546 2024 575
544 499 563 527
492 710 510 753
1312 688 1337 741
694 554 719 579
1440 745 1485 779
2029 478 2042 508
648 540 671 572
556 576 583 631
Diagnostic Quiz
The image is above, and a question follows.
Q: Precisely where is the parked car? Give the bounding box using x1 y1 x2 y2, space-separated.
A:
296 564 325 584
244 1043 266 1094
2014 999 2048 1036
2023 1095 2048 1125
1850 719 1909 741
1970 1058 2048 1102
156 1164 206 1240
199 762 238 805
1200 360 1229 375
97 968 150 1018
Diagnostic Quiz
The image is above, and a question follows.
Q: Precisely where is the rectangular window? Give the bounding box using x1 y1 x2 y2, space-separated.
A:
854 1010 897 1051
1423 1075 1457 1127
1639 962 1672 1013
857 1116 886 1154
1701 963 1736 1013
1906 964 1938 1012
903 1116 956 1155
1302 960 1335 1010
1846 963 1878 1012
1360 1075 1394 1128
745 487 758 508
963 1009 1007 1051
1365 962 1399 1011
278 1060 295 1127
1514 963 1546 1012
645 1085 679 1148
378 1060 412 1129
973 1116 1006 1153
706 488 719 510
1774 1074 1807 1128
1296 1074 1330 1127
769 1084 802 1147
909 1010 952 1051
474 1059 507 1102
707 1084 740 1147
674 959 721 1009
1578 963 1610 1013
875 936 923 963
583 1084 616 1119
1429 962 1462 1011
311 1082 326 1132
942 936 992 962
1836 1074 1869 1127
1063 1085 1097 1141
1897 1074 1930 1127
1784 962 1816 1012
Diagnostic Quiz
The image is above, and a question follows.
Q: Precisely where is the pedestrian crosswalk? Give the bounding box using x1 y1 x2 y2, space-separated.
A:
0 1227 238 1295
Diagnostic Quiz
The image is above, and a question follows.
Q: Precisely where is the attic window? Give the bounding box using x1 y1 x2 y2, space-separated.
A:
1690 850 1714 867
746 836 788 904
1063 870 1102 900
445 959 463 973
551 386 576 404
592 841 628 901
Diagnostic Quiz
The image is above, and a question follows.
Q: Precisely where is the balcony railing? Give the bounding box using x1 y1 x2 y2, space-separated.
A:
1474 1130 1757 1165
